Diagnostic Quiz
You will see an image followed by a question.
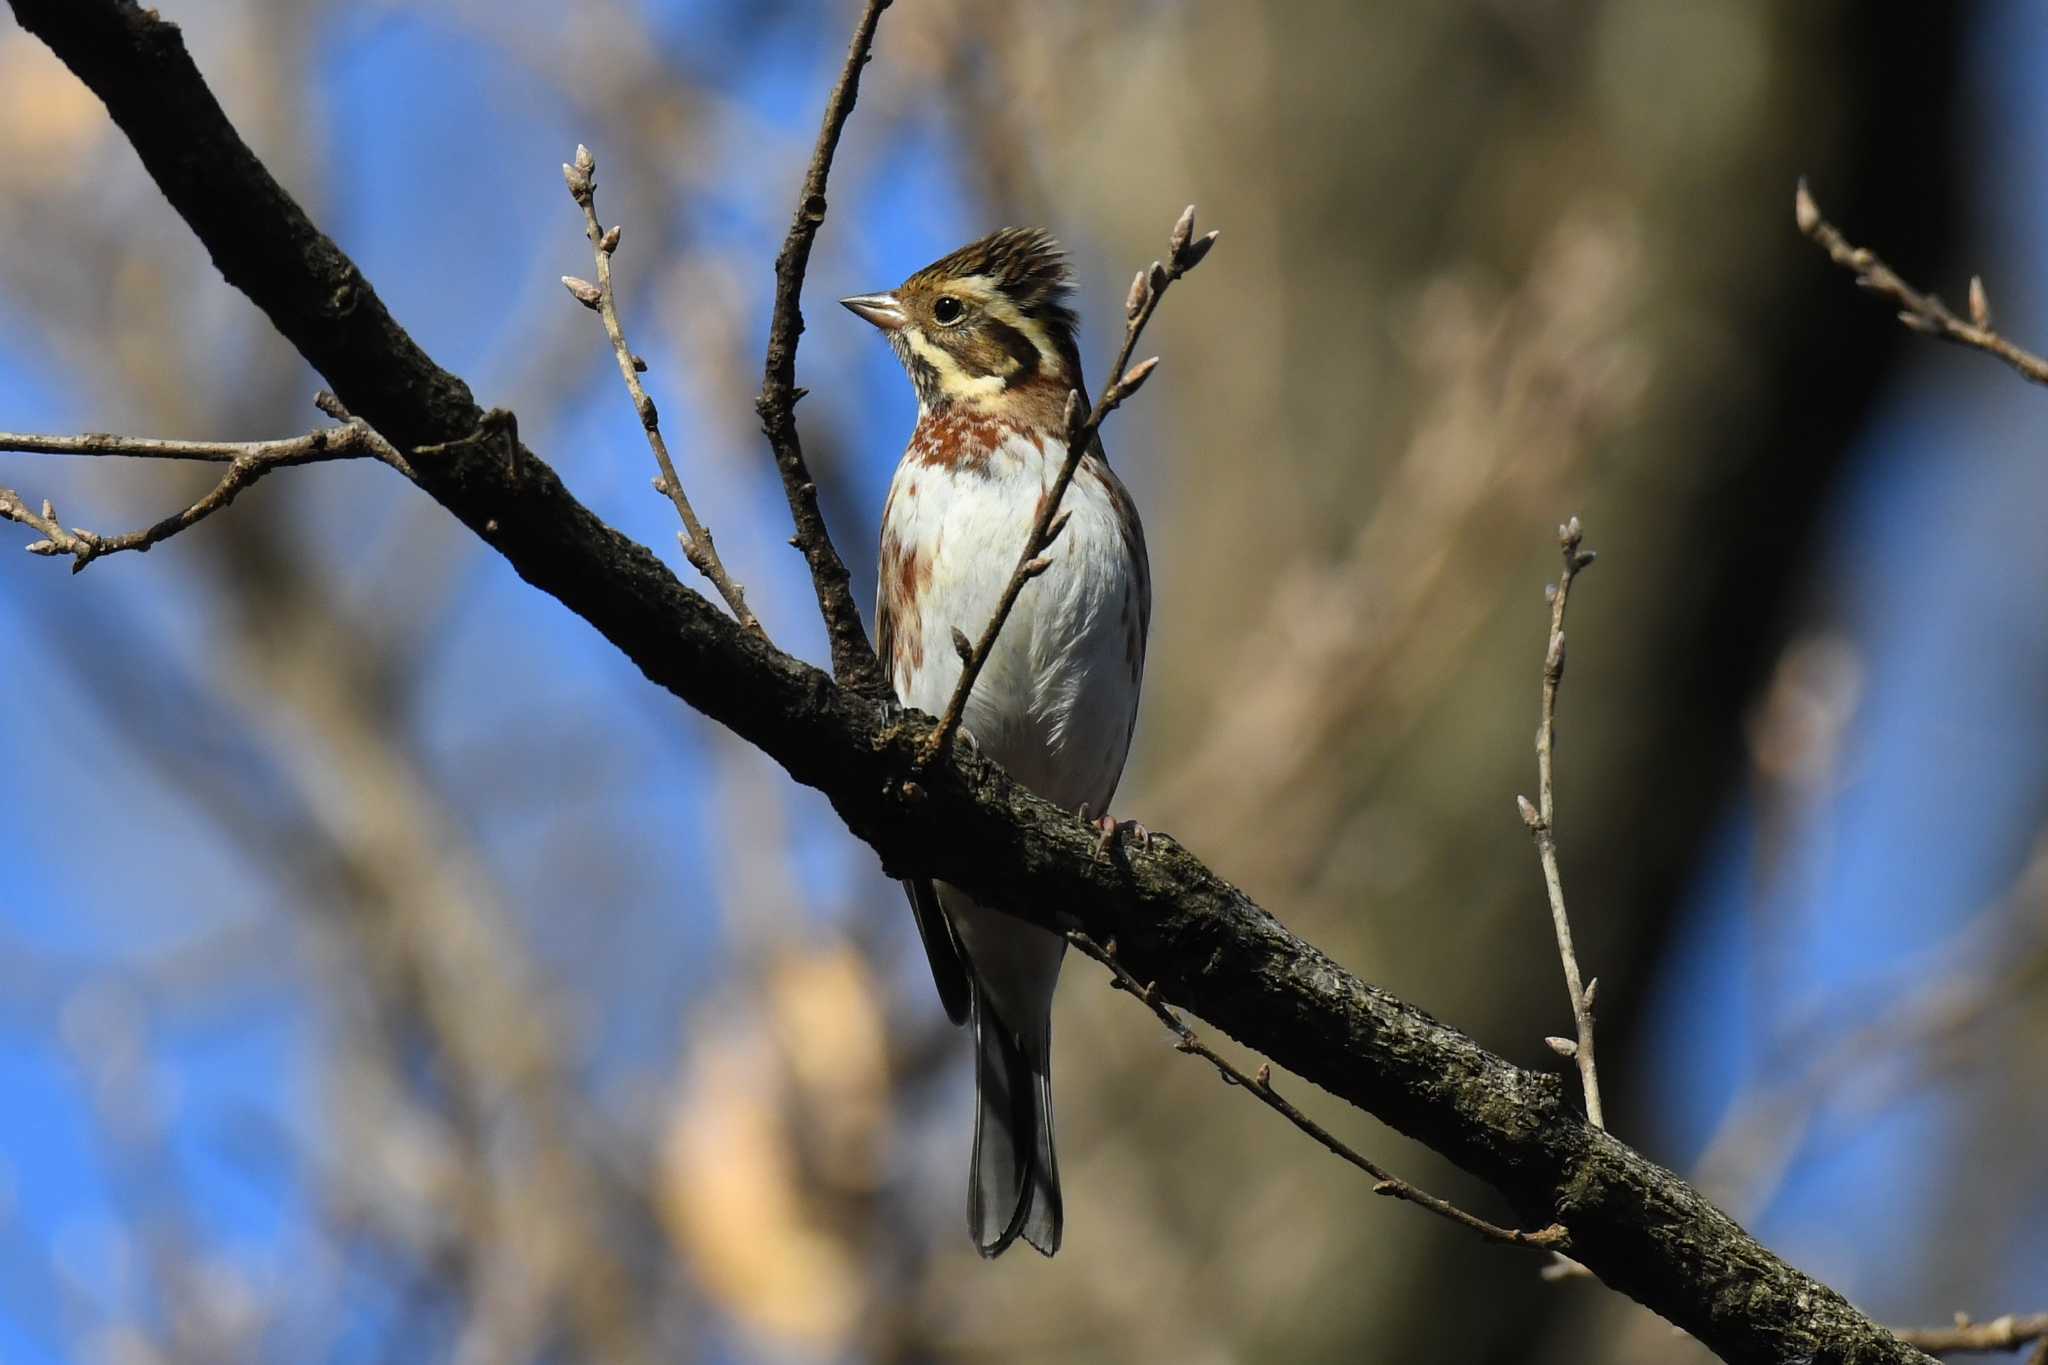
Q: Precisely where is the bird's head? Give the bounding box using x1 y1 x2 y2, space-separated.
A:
842 227 1083 418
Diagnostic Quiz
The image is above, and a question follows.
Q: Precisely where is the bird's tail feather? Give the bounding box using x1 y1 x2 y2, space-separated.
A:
969 994 1062 1257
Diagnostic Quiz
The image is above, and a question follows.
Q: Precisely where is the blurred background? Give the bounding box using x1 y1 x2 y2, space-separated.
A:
0 1 2043 1361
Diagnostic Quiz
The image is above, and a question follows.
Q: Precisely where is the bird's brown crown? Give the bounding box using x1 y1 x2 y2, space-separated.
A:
846 228 1085 423
904 227 1079 348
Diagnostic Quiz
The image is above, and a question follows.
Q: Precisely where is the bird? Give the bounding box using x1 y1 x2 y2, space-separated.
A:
844 228 1150 1258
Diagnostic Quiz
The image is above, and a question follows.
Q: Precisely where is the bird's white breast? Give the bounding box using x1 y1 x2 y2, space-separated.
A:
880 427 1146 813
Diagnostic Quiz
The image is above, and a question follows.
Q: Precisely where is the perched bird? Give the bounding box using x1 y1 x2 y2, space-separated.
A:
845 229 1150 1258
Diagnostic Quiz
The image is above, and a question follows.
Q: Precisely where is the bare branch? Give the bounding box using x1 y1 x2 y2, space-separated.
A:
1070 931 1570 1253
1892 1313 2048 1358
0 398 407 571
561 142 761 634
755 0 893 695
1796 178 2048 386
1516 515 1603 1128
920 206 1220 766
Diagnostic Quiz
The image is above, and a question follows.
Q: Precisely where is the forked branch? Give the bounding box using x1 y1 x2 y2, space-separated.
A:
919 205 1218 767
0 393 408 571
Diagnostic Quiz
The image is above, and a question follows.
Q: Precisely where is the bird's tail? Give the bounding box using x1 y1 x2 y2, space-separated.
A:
969 993 1062 1257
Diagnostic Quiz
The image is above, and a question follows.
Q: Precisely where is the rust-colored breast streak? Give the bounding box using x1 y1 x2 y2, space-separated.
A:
876 526 926 691
896 541 928 601
907 409 1004 476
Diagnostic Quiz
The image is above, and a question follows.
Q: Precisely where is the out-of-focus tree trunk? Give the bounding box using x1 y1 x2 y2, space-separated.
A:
912 2 1966 1359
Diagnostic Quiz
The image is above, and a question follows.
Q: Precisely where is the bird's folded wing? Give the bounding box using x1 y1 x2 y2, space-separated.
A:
904 876 971 1025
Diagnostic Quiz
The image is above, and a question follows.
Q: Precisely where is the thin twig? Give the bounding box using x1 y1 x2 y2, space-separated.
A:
755 0 892 695
1516 516 1603 1129
1796 178 2048 386
561 143 761 635
1892 1313 2048 1357
0 418 399 467
0 394 409 572
1068 931 1569 1253
918 206 1217 767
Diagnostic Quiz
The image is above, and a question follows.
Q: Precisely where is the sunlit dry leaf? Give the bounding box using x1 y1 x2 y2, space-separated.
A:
658 1002 864 1350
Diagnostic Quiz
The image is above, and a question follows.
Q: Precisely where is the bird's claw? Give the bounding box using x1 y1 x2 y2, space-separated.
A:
1078 805 1151 861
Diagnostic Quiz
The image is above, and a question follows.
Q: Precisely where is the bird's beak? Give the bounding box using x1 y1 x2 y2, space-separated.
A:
840 291 906 332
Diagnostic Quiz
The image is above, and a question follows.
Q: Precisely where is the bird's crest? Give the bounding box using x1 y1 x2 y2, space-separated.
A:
909 227 1078 345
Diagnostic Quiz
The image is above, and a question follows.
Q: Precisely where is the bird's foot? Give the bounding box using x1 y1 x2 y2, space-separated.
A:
1077 804 1151 861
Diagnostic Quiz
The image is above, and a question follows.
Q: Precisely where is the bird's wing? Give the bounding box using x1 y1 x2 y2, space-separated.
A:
877 523 972 1026
904 875 971 1025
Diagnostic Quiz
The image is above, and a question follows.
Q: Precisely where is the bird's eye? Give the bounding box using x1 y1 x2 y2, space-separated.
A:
932 296 965 325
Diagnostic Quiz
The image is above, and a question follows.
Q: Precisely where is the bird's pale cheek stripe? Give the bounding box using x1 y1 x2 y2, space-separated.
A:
906 328 1007 401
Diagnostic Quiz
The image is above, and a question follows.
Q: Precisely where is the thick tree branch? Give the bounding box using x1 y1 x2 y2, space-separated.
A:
5 3 1941 1360
754 0 891 696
